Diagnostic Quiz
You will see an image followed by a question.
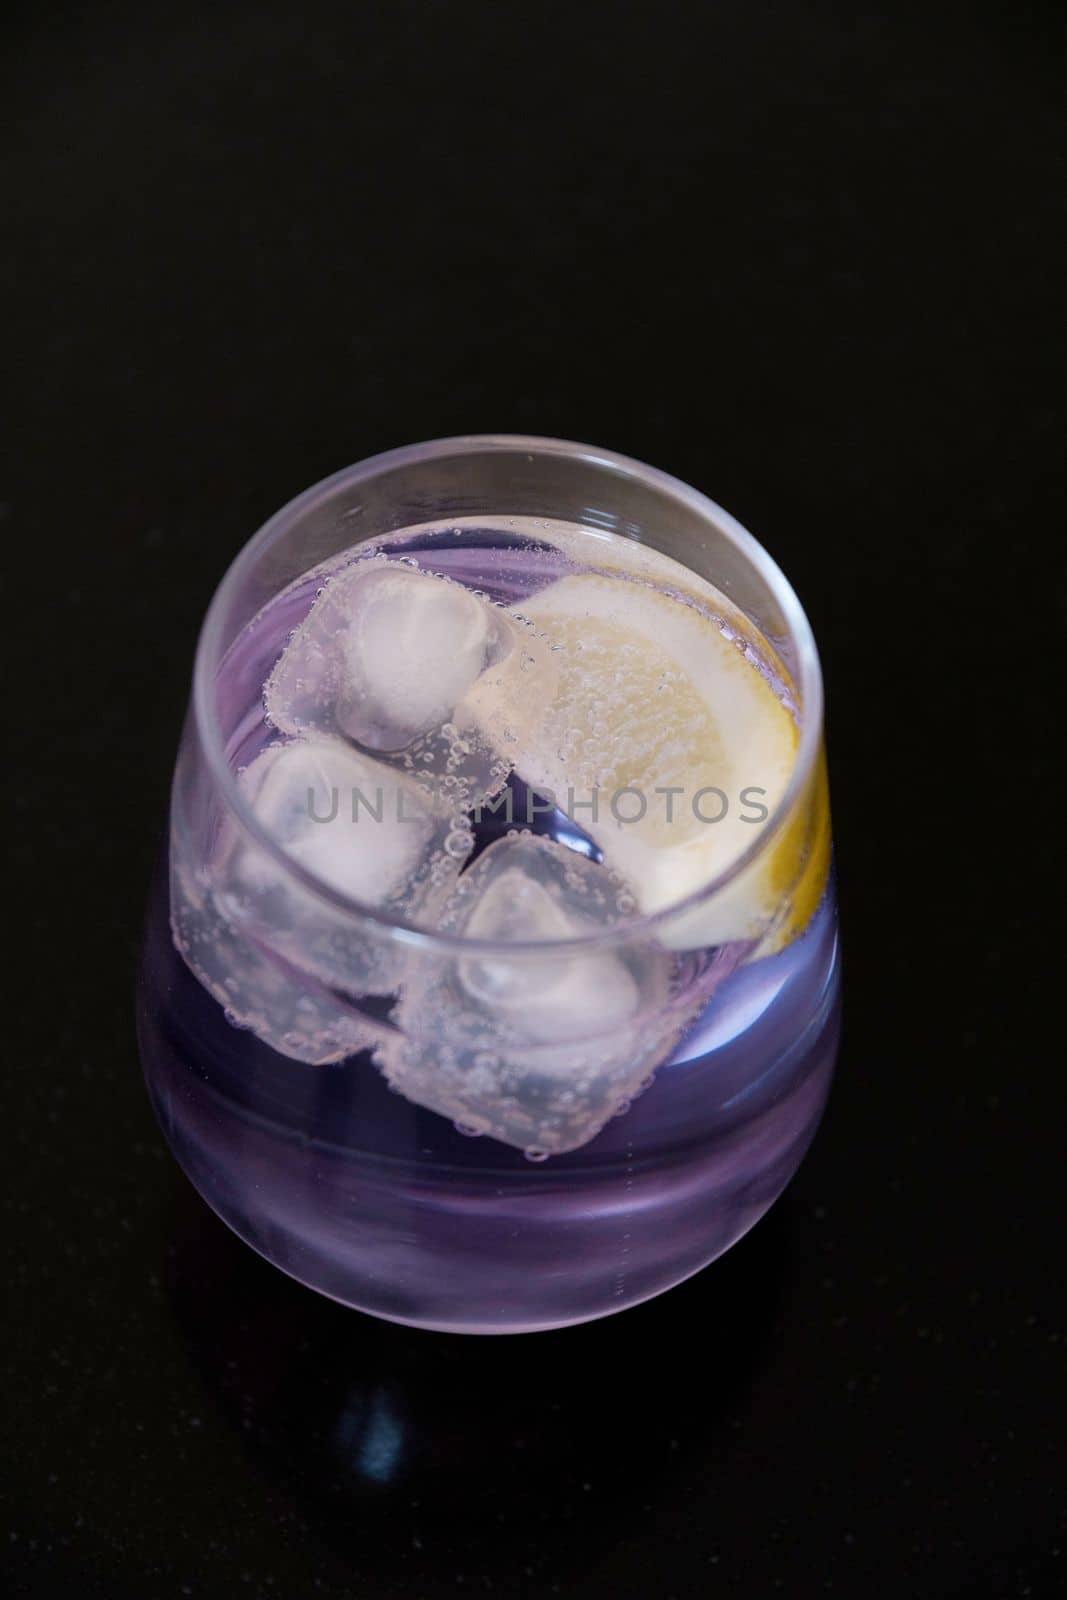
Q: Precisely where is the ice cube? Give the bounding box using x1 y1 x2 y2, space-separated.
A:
212 735 466 1020
383 833 690 1155
335 563 498 751
230 735 439 907
458 868 641 1045
264 556 541 810
171 849 381 1065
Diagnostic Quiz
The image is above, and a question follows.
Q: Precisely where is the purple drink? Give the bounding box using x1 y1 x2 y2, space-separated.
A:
139 442 839 1333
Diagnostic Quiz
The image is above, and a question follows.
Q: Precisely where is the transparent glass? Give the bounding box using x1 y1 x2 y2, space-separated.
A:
137 436 840 1333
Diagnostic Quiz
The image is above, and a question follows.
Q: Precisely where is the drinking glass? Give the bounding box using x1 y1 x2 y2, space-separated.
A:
137 436 839 1333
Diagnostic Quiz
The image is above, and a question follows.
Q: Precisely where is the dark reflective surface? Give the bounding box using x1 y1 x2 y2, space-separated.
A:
5 0 1064 1594
163 1173 788 1584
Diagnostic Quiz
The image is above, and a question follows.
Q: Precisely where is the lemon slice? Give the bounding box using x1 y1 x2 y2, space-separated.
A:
465 566 828 952
525 520 797 688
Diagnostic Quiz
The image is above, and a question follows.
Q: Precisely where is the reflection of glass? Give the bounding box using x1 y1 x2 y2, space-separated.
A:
137 436 840 1333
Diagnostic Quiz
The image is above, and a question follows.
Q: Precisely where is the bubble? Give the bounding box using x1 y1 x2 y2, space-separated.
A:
445 825 473 859
523 1147 550 1163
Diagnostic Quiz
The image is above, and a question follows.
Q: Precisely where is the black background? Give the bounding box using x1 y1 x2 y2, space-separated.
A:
5 2 1065 1596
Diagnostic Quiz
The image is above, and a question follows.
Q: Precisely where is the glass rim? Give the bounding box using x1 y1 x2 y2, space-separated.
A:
193 434 824 957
